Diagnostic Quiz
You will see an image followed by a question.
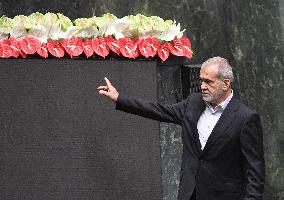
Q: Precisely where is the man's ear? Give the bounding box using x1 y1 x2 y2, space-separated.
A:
223 79 231 90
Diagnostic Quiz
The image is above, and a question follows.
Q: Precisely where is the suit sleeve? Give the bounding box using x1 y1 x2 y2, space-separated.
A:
115 94 189 125
240 113 265 200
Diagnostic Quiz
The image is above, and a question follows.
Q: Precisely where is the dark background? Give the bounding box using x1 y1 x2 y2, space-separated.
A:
0 59 162 200
0 0 283 199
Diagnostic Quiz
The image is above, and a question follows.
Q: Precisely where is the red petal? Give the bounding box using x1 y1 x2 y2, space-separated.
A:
138 40 151 58
119 37 139 58
19 37 41 54
179 37 193 59
180 37 191 48
92 37 110 58
37 43 48 58
138 37 158 58
132 37 141 46
149 37 159 54
169 42 183 57
107 36 121 55
47 40 65 58
61 38 83 58
158 43 170 62
1 38 10 45
82 39 94 58
183 45 193 59
0 44 13 58
7 37 21 58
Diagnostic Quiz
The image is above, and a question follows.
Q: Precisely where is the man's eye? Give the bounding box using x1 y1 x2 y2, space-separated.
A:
202 80 213 85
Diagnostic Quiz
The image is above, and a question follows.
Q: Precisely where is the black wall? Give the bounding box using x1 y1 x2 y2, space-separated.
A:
0 59 162 200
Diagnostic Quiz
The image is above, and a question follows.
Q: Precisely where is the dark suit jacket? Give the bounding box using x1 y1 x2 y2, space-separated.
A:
116 92 265 200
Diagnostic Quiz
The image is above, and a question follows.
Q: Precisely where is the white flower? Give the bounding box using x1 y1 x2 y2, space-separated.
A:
49 22 66 40
159 21 185 41
110 16 132 39
27 24 48 43
76 26 99 38
10 26 27 40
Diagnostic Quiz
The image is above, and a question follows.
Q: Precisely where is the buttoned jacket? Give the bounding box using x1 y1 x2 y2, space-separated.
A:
116 92 265 200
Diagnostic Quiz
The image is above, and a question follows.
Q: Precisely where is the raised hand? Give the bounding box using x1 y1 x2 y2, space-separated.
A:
97 77 119 102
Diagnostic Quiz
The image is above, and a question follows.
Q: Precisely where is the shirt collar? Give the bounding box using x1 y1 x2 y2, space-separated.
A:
205 90 234 113
219 90 233 110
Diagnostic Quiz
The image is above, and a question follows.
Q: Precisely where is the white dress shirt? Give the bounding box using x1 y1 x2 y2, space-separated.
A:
197 91 233 150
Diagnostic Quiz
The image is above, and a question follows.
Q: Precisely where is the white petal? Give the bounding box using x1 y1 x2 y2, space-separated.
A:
10 27 28 40
27 24 48 43
112 17 131 36
98 26 107 37
61 26 77 39
76 26 99 38
159 22 184 41
113 32 124 40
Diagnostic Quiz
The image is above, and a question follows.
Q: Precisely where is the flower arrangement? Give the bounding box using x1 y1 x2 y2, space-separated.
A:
0 12 192 61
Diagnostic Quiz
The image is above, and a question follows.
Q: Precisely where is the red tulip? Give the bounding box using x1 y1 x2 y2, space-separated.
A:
61 38 83 58
37 43 49 58
82 39 94 58
107 36 121 55
0 42 13 58
119 36 139 58
92 37 110 58
158 43 170 62
47 40 65 58
169 39 183 57
19 37 41 54
138 37 158 58
180 37 193 59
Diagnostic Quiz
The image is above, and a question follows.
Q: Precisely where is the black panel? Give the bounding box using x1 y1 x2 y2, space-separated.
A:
0 59 162 200
181 65 201 98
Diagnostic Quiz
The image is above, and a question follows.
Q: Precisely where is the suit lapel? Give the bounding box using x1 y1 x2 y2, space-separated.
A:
191 94 206 155
201 96 240 155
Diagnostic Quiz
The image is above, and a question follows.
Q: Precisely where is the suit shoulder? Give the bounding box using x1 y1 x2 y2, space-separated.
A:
236 100 258 119
187 92 203 102
184 92 204 108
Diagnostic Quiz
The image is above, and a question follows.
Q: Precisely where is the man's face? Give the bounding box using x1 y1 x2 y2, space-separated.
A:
199 65 225 106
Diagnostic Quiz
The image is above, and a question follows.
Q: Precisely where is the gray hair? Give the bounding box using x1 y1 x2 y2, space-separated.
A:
201 56 234 82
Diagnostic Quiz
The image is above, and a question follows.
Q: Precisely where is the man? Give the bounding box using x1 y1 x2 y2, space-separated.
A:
97 57 265 200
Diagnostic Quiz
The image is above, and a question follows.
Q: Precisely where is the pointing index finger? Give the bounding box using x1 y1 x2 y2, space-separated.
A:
104 77 111 86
